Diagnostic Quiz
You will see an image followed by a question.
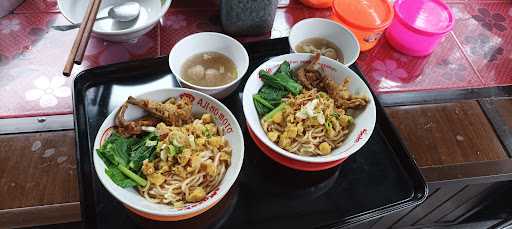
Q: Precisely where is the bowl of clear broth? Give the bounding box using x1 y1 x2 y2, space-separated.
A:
289 18 360 66
169 32 249 99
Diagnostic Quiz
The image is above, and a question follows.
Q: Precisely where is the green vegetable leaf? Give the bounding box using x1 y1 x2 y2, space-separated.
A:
347 116 354 125
258 85 288 106
277 60 291 74
105 166 138 188
259 70 302 96
253 94 274 116
253 94 274 110
254 99 272 116
118 164 147 186
324 120 332 129
203 127 212 138
97 132 152 188
128 132 158 172
263 103 288 121
167 144 183 156
254 60 301 117
97 132 131 167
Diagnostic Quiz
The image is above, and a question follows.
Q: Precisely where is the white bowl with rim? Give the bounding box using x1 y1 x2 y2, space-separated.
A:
93 88 244 221
242 53 376 164
289 18 360 66
169 32 249 100
58 0 172 42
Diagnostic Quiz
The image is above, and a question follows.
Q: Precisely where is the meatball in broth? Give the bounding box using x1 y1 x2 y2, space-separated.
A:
296 38 344 63
181 52 237 87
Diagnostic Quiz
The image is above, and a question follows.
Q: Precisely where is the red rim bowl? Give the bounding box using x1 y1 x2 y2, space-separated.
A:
247 124 346 171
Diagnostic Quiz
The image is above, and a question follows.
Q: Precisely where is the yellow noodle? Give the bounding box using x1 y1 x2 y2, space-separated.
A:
138 114 232 207
262 88 366 156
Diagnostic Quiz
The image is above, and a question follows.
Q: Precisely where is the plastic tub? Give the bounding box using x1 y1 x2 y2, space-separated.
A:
299 0 331 9
331 0 394 51
385 0 454 56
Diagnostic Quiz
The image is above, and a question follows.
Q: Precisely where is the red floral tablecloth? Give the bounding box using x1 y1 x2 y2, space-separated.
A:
0 0 510 118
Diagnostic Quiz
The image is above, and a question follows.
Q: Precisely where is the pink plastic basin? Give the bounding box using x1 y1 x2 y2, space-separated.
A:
385 0 454 56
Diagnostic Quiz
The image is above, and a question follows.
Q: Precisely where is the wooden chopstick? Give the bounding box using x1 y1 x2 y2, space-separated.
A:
74 0 102 65
62 0 101 76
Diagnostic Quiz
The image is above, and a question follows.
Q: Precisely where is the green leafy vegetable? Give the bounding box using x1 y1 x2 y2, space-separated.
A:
105 166 138 188
203 127 212 138
253 94 275 116
97 132 154 188
254 97 273 116
97 133 132 167
258 85 288 106
347 116 354 124
263 103 288 121
254 94 274 109
128 132 159 172
118 164 147 187
277 61 292 78
259 71 302 96
167 144 182 156
254 61 301 117
324 120 332 129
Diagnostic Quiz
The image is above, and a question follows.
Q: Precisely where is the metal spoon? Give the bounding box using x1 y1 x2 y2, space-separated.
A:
52 2 141 31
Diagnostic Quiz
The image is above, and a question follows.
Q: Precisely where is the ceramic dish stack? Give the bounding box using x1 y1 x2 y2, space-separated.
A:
242 53 376 171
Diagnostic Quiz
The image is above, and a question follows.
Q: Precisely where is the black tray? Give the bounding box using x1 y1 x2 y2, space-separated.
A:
73 37 427 229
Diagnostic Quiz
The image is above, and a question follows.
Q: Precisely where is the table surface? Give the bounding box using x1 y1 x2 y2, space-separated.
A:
0 0 511 228
0 0 510 119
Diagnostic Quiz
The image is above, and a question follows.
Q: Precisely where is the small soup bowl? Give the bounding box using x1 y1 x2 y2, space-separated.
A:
169 32 249 99
289 18 360 66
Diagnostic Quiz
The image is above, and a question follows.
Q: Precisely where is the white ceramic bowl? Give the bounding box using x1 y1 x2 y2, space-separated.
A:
58 0 171 42
93 88 244 221
169 32 249 100
242 53 376 164
289 18 360 66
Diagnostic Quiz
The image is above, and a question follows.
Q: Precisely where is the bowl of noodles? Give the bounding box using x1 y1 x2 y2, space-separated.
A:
93 88 244 221
242 53 376 168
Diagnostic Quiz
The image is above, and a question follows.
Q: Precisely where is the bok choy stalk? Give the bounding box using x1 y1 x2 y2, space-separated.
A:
97 132 158 188
259 70 302 96
253 61 301 117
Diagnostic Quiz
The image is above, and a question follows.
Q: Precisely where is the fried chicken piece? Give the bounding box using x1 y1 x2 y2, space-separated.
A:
322 77 368 109
115 102 160 137
127 96 193 127
296 53 368 109
296 53 323 90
